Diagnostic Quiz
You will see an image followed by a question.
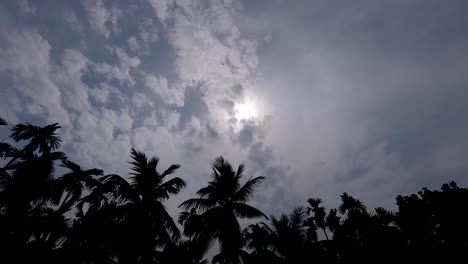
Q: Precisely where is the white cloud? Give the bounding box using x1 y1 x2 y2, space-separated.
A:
145 74 184 106
94 47 141 85
83 0 123 38
3 0 467 217
138 17 159 44
54 49 91 113
132 92 154 108
126 36 140 52
148 0 174 24
0 29 71 126
71 106 133 172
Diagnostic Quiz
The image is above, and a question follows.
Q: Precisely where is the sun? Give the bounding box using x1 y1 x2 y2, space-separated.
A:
234 101 257 120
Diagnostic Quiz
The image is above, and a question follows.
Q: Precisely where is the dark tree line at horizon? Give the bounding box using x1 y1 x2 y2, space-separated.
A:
0 118 467 263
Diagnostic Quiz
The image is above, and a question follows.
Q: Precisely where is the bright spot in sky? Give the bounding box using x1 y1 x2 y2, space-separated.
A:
234 101 257 120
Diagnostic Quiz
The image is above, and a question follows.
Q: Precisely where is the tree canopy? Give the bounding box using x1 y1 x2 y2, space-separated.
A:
1 118 467 263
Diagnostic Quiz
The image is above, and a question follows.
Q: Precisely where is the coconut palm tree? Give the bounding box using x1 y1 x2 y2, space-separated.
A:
269 207 309 264
243 222 281 264
127 148 185 239
179 156 267 264
75 148 186 263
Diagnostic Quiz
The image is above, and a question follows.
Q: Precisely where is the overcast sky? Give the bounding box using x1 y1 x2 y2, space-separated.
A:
1 0 468 215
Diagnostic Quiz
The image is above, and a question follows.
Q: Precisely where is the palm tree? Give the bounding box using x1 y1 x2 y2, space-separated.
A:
158 239 209 264
372 207 396 227
76 148 186 263
111 149 186 263
269 207 308 264
243 222 281 264
10 122 61 154
179 156 267 264
128 148 185 239
339 192 367 218
0 117 12 190
2 122 64 183
326 208 341 235
307 197 329 240
56 159 103 213
0 121 66 262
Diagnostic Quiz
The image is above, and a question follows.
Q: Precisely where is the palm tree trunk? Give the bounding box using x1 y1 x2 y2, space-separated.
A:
322 228 329 241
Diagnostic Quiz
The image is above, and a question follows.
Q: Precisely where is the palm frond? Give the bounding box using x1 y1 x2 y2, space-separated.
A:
161 164 181 177
232 176 265 203
129 148 150 176
178 210 191 225
196 185 215 198
339 192 366 214
212 156 235 179
179 198 216 211
11 122 62 151
153 202 181 240
99 174 136 203
158 177 186 200
307 197 323 208
47 151 67 161
235 163 245 180
232 202 268 219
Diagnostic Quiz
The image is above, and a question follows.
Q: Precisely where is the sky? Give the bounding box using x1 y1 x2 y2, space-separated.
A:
1 0 468 215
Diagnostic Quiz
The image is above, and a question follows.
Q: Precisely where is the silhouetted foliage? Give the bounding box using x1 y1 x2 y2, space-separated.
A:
1 118 468 263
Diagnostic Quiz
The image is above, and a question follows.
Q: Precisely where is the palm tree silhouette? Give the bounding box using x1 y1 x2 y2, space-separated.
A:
10 122 61 154
62 148 185 263
180 156 266 264
268 207 310 264
127 148 185 240
0 121 66 263
2 118 468 263
56 159 104 213
306 197 329 240
339 192 366 215
0 117 12 187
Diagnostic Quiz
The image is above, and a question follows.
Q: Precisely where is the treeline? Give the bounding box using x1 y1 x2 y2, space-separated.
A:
0 118 467 264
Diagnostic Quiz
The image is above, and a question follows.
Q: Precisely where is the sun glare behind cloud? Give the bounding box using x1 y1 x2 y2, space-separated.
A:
234 101 257 120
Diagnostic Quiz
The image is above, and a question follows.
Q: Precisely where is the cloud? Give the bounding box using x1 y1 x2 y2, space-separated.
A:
148 0 174 24
245 0 468 208
18 0 36 14
83 0 122 38
0 27 71 126
145 74 184 106
138 17 159 44
94 47 141 85
2 0 468 217
54 49 91 112
126 36 140 52
64 10 84 34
